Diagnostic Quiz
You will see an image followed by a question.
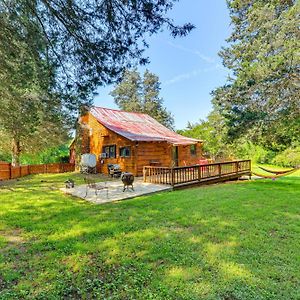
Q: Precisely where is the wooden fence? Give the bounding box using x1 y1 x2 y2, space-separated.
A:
143 160 251 187
0 162 75 181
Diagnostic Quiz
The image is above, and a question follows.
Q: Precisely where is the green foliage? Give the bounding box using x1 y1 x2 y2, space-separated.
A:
0 0 194 104
20 145 70 165
181 0 299 163
272 145 300 167
230 141 275 164
0 144 70 164
178 110 278 163
178 110 231 159
0 172 299 298
0 3 69 165
212 0 300 149
0 151 10 162
111 69 174 128
0 0 193 164
110 69 143 112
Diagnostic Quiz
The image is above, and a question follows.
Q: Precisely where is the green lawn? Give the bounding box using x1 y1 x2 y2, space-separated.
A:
0 170 299 299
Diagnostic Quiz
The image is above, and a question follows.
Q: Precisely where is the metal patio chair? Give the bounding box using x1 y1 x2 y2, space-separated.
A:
84 176 108 198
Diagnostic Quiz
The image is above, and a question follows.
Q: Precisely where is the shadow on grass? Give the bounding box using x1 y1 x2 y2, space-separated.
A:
0 175 299 299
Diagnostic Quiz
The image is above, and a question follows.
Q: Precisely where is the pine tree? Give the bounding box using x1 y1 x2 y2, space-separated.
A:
0 0 193 163
212 0 300 149
0 12 67 165
0 0 194 105
110 69 174 129
110 69 142 112
143 70 174 129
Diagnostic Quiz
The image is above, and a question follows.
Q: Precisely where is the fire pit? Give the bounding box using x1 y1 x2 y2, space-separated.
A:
121 172 134 192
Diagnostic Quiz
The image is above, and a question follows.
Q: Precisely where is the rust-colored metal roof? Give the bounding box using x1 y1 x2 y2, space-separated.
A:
90 107 201 145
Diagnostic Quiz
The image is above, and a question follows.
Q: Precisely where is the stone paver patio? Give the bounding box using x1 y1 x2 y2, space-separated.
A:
61 178 172 204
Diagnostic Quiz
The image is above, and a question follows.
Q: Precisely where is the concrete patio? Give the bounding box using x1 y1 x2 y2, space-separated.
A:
61 177 172 204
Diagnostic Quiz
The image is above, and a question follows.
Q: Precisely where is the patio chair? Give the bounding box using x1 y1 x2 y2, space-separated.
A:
107 164 122 178
84 176 108 198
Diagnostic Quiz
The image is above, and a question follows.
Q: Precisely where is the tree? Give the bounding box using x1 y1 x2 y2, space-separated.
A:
143 70 174 129
110 69 143 112
178 110 276 163
178 110 229 159
0 93 69 165
0 9 69 165
212 0 300 150
0 0 193 164
110 69 174 128
1 0 194 104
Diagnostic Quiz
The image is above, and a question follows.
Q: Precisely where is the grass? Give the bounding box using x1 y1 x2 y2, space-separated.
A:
0 170 299 299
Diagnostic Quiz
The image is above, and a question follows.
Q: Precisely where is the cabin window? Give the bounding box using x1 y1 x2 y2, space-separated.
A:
120 147 131 158
103 145 116 158
190 144 197 156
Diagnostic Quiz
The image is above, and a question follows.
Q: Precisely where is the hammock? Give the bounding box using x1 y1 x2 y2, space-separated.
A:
258 165 296 175
252 168 299 179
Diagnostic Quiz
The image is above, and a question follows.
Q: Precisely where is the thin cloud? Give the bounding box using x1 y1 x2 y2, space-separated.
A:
165 41 226 85
167 41 216 64
164 65 224 86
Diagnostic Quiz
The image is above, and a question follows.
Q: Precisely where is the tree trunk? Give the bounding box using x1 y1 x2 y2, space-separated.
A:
11 138 21 166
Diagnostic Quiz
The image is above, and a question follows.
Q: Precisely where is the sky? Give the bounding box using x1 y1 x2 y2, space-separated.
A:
94 0 231 130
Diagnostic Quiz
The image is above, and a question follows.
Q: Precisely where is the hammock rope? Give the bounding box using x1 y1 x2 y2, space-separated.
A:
252 168 299 179
258 165 296 175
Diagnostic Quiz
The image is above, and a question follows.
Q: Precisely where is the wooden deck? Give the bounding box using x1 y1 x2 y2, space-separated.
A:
143 160 251 188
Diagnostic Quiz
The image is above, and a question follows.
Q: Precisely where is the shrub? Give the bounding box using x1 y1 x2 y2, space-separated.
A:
230 141 275 164
20 144 70 164
0 152 10 162
272 146 300 167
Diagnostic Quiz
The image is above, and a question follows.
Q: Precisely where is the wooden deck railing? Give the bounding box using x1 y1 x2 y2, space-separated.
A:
143 160 251 187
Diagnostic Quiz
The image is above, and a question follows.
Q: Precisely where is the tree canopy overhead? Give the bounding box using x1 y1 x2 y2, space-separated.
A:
1 0 194 104
213 0 299 149
0 0 193 164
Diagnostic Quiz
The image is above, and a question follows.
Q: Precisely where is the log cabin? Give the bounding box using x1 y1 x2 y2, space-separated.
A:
71 106 203 176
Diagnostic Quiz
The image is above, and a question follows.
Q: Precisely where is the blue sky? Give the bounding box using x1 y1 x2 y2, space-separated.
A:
94 0 231 129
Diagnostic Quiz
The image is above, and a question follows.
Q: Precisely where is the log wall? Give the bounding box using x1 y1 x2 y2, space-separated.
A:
78 112 203 176
81 113 137 175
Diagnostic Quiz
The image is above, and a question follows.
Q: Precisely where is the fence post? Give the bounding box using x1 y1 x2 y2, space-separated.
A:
235 161 238 174
218 163 221 177
8 163 12 179
198 165 201 182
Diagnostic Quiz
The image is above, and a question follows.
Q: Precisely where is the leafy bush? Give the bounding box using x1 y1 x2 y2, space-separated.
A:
230 141 275 164
0 152 10 162
20 144 70 165
272 146 300 167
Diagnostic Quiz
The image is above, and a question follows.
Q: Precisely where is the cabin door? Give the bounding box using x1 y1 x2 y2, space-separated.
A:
172 146 179 167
